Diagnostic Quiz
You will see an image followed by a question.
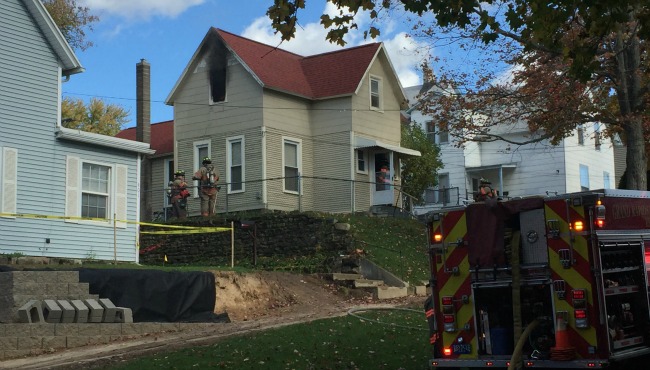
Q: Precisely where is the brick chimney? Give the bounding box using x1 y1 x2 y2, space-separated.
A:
136 59 152 221
136 59 151 143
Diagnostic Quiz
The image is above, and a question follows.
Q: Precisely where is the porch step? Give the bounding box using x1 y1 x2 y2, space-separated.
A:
328 273 365 281
353 279 385 288
372 286 408 300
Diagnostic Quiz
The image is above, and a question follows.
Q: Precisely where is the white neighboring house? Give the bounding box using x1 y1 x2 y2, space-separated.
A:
404 84 616 215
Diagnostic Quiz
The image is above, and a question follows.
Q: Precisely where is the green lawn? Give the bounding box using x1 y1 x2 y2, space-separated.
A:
108 308 432 370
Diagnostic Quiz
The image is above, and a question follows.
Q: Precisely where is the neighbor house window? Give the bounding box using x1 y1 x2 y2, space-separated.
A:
437 122 449 144
370 76 382 110
1 147 18 216
164 158 174 207
594 123 601 151
437 173 450 204
604 171 611 189
425 121 436 144
193 140 211 197
577 125 585 145
81 163 110 219
580 164 590 191
227 136 244 192
283 138 301 193
357 150 367 173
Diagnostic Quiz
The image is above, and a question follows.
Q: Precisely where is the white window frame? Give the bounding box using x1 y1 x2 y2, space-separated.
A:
163 158 174 207
437 121 449 144
282 137 302 194
580 164 590 191
604 171 611 189
227 135 245 194
369 75 383 111
1 147 18 218
577 125 585 145
356 149 368 174
193 139 211 198
79 160 112 224
425 121 436 144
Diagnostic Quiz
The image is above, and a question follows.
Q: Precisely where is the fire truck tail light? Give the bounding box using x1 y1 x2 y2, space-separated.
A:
434 233 442 243
573 221 584 231
572 289 586 300
443 314 455 323
442 296 453 305
595 204 606 228
575 309 587 319
596 219 605 228
443 347 452 356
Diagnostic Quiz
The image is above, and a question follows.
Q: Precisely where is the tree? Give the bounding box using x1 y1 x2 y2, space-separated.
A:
400 123 442 206
61 97 129 136
266 1 650 190
42 0 98 51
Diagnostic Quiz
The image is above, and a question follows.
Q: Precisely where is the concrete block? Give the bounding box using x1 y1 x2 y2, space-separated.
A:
84 299 104 323
0 337 18 350
120 323 141 335
78 324 102 337
70 299 89 323
98 298 117 323
55 271 79 284
11 283 44 295
66 336 89 348
30 324 55 337
45 283 70 296
17 336 42 349
18 299 45 323
115 307 133 323
414 285 429 296
3 323 31 337
56 300 76 323
99 323 122 335
42 299 62 323
55 324 79 336
68 282 90 296
42 336 67 350
373 286 408 300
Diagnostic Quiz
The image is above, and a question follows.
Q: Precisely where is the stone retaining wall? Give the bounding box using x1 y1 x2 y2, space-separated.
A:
139 212 353 265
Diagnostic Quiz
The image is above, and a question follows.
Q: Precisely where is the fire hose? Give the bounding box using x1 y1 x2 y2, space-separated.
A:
508 319 540 370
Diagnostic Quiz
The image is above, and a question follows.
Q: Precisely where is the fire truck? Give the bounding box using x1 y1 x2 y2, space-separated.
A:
424 189 650 368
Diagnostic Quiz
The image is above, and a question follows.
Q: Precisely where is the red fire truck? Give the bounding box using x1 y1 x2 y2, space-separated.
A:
424 189 650 368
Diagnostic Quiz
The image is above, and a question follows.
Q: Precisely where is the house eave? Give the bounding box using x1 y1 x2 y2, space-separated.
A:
56 127 156 155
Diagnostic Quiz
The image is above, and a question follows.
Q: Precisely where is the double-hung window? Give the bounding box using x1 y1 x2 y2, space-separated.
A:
193 140 211 197
81 163 110 219
283 138 301 193
580 164 590 191
370 76 382 110
357 150 367 173
227 136 244 193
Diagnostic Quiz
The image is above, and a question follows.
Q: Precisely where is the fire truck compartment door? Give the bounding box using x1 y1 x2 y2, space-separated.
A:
520 209 548 265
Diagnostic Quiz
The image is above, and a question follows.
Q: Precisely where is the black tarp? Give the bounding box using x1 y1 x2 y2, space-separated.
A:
77 268 227 323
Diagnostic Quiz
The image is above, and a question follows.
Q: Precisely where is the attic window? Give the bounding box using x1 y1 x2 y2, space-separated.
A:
370 76 382 110
208 42 228 104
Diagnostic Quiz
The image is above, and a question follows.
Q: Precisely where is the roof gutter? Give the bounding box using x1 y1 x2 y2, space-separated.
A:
56 126 156 155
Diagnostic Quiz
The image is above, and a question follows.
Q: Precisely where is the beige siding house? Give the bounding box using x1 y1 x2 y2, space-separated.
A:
165 28 420 215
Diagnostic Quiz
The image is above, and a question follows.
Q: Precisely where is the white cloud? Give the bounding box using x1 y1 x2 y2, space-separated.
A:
241 4 427 87
80 0 205 20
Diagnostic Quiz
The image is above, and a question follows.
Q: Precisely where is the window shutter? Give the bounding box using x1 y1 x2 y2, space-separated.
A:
115 165 128 228
1 148 18 216
65 156 80 221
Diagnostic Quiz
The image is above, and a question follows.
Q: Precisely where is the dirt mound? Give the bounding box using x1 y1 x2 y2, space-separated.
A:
213 271 372 321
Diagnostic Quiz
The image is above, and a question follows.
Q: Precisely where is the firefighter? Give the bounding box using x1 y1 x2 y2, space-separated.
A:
170 170 190 219
475 178 497 202
193 157 219 217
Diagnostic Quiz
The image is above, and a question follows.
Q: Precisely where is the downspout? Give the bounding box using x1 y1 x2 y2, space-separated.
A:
261 126 267 208
135 153 142 264
350 131 355 212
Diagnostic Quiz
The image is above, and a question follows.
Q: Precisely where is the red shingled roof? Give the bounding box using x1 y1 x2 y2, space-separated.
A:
215 28 381 99
115 120 173 156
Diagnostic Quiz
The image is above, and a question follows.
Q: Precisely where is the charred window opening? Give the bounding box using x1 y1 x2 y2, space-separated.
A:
208 40 227 103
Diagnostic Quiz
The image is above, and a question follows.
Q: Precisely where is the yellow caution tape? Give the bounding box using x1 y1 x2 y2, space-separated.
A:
0 212 232 233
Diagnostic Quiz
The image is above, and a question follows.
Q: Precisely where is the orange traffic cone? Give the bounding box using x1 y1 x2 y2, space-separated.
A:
550 317 576 361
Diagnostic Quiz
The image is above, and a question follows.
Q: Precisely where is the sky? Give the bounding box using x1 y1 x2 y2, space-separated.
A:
65 0 434 128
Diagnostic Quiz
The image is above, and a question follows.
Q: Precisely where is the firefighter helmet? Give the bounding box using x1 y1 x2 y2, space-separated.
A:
174 170 185 177
202 157 212 164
